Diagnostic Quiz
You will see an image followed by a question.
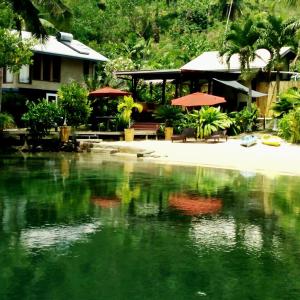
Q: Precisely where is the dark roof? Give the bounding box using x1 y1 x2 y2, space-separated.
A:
115 69 181 80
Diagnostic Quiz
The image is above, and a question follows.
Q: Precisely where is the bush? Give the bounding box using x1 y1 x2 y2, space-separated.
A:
2 93 28 127
273 87 300 117
188 106 232 139
0 112 15 131
229 104 259 135
278 107 300 143
22 100 63 140
57 81 92 127
153 105 184 127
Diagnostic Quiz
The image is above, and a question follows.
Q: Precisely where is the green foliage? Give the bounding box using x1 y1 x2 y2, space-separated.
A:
0 29 34 112
22 99 63 139
117 96 143 128
2 93 28 127
0 112 14 131
0 29 34 70
278 107 300 143
229 104 259 134
188 106 232 138
221 18 260 71
57 81 92 127
114 112 129 131
4 0 72 37
153 105 184 127
273 87 300 117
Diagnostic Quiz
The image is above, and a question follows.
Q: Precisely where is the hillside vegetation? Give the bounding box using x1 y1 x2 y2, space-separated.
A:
62 0 300 70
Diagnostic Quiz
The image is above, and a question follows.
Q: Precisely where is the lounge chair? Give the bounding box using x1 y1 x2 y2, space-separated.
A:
205 129 228 142
171 128 196 142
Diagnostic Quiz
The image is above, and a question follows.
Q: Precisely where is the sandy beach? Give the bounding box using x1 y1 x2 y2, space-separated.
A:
97 138 300 176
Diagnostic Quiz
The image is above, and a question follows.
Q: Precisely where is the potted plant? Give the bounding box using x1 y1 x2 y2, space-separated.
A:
117 96 143 141
153 105 184 140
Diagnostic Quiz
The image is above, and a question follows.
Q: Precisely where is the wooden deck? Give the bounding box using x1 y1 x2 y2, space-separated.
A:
74 131 123 140
2 129 158 141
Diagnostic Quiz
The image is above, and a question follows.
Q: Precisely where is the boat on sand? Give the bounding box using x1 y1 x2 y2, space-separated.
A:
261 134 281 147
240 135 257 147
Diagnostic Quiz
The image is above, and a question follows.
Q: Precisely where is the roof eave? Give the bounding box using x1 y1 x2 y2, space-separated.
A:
32 50 108 62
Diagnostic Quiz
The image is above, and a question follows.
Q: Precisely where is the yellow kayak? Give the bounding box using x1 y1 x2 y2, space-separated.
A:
261 134 281 147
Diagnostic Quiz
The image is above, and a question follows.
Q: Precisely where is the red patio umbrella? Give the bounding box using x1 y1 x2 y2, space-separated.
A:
171 92 226 107
89 87 131 97
169 193 222 216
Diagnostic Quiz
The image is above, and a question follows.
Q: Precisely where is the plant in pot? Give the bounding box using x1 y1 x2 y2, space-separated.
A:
153 105 184 140
117 96 143 141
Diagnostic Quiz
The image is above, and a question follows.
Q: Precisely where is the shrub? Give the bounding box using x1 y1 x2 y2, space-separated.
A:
57 81 92 127
273 87 300 117
0 112 14 131
2 93 28 127
278 107 300 143
229 104 259 135
22 100 63 140
188 106 232 139
153 105 184 127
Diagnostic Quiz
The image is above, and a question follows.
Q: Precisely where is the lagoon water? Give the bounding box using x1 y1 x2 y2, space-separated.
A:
1 153 300 300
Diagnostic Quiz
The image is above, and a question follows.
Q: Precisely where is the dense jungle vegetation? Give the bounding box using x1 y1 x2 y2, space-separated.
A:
0 0 299 71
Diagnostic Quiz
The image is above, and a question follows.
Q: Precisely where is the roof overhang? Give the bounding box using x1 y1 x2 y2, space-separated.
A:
213 78 267 98
115 69 181 80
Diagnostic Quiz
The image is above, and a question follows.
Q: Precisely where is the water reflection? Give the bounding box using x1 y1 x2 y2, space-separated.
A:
91 196 120 208
20 221 101 250
169 193 222 216
189 217 269 254
1 154 300 299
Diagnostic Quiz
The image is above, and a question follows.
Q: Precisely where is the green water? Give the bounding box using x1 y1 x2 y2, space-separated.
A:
1 154 300 300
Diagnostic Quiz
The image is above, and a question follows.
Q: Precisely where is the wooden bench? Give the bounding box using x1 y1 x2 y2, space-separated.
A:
131 122 161 140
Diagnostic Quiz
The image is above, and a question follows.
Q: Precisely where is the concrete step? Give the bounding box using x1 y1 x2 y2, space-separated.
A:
90 148 119 154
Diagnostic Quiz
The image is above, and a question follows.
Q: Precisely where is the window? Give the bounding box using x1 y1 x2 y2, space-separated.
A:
43 56 51 81
83 61 90 77
19 65 30 83
32 54 61 82
46 93 58 103
33 54 42 80
3 67 13 83
52 56 61 82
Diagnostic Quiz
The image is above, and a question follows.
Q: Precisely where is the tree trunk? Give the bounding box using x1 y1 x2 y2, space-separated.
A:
276 70 280 102
247 81 252 111
0 67 3 112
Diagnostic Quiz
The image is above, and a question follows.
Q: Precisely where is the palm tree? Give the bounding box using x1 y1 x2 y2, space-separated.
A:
257 15 300 101
117 96 143 128
218 0 243 21
5 0 71 37
221 18 260 109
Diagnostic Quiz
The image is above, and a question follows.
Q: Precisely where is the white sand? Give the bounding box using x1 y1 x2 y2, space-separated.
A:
101 138 300 176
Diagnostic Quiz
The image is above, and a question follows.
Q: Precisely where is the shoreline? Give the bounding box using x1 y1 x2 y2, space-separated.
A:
97 139 300 177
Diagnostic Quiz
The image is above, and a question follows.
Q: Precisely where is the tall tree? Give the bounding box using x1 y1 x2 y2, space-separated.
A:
258 15 300 101
0 29 33 112
221 18 260 109
4 0 71 37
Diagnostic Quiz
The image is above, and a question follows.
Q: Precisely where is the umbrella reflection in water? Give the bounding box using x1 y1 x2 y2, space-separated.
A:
169 193 222 216
91 196 120 208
